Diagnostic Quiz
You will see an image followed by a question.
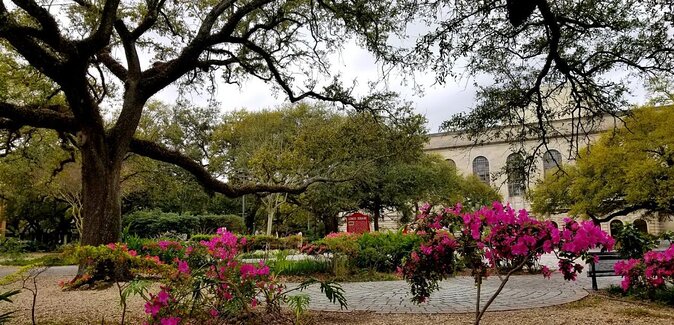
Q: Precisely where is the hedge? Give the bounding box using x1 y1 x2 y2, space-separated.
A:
123 210 245 238
301 231 421 273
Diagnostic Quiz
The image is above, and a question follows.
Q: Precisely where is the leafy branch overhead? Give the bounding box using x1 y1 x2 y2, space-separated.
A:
378 0 673 156
0 0 414 245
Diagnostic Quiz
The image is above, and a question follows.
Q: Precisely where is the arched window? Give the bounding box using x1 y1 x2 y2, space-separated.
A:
633 219 648 234
506 153 526 197
543 150 563 176
445 158 456 169
472 156 490 185
610 220 623 236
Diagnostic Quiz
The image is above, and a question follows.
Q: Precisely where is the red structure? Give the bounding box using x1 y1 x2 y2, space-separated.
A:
346 212 370 234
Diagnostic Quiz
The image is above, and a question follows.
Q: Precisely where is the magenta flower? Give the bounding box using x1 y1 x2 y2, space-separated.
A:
144 301 161 316
177 260 189 274
159 317 181 325
157 290 170 305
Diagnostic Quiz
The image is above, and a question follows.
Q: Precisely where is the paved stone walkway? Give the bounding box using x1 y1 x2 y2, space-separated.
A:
288 272 621 313
0 259 623 314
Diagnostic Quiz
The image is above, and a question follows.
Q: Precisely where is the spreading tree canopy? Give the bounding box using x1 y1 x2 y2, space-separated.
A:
0 0 406 245
380 0 674 158
530 105 674 224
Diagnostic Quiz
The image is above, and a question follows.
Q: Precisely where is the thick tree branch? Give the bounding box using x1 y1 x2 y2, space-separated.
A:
129 138 340 197
77 0 121 55
587 202 659 225
113 20 141 78
0 102 78 132
140 0 269 95
96 49 128 80
0 13 65 80
10 0 61 40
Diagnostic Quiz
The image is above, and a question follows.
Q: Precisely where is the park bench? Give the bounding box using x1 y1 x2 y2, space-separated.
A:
587 251 624 290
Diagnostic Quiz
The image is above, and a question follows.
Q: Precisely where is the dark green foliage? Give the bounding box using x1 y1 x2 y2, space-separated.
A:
0 238 30 255
122 211 245 238
609 284 674 306
307 232 421 273
188 234 217 243
0 289 19 324
353 232 421 272
613 224 657 259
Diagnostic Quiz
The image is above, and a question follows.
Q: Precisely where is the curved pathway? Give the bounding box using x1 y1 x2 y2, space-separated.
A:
288 273 620 313
0 264 621 314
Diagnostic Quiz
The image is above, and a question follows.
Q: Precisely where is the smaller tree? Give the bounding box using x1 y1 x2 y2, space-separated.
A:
530 105 674 224
400 202 613 325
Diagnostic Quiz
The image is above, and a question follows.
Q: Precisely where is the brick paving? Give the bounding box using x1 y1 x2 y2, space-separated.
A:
287 271 621 313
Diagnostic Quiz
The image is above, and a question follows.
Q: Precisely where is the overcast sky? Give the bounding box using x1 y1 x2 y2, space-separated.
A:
154 39 480 134
152 34 654 135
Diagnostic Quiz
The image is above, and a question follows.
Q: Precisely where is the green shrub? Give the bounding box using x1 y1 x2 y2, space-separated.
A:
122 211 245 238
613 224 657 259
0 237 30 255
62 244 170 288
354 232 421 272
189 234 217 242
306 231 421 273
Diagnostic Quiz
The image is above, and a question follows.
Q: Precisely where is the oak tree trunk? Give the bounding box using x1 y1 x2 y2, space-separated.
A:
79 131 123 246
323 214 339 234
373 202 381 232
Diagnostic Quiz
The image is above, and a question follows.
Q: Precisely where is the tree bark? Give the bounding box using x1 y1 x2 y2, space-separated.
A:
373 200 381 231
323 214 339 234
79 131 123 246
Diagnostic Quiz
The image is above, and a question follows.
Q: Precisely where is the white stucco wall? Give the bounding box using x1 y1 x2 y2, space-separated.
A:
423 115 672 235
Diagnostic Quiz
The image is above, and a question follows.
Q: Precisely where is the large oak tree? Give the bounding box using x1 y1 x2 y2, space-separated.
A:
0 0 402 246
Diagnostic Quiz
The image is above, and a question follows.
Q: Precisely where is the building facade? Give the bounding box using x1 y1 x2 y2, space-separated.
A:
424 116 674 237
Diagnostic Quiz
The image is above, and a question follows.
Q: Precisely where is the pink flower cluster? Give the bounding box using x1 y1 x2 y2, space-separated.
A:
240 261 271 279
143 228 276 324
401 202 614 303
615 245 674 291
144 288 181 325
157 240 183 251
325 232 355 239
200 227 246 260
106 242 137 257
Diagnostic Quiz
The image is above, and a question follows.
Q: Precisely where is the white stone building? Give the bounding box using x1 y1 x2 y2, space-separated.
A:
424 116 674 237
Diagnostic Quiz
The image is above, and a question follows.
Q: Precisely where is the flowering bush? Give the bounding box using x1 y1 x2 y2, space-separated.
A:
62 243 168 288
142 228 279 324
401 202 613 324
66 229 347 323
615 245 674 293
